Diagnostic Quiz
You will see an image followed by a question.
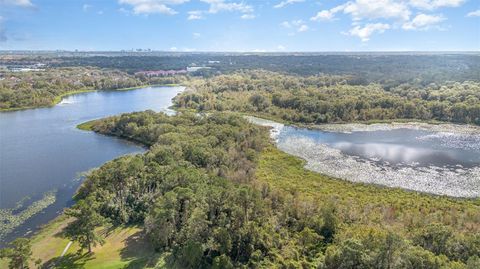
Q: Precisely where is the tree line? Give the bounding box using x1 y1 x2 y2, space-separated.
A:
0 67 186 110
46 53 480 85
175 70 480 125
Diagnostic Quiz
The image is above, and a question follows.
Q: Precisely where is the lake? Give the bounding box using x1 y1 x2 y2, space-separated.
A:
0 86 184 245
248 117 480 198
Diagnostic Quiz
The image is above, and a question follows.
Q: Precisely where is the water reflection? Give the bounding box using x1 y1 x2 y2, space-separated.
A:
332 142 461 167
0 86 184 244
246 116 480 197
279 127 480 168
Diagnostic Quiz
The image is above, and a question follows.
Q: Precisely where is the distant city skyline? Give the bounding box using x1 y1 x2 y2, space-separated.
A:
0 0 479 51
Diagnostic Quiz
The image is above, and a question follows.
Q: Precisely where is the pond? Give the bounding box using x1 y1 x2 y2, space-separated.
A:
0 86 184 245
247 117 480 198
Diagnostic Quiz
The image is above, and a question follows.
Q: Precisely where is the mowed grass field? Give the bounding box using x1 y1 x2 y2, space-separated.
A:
0 215 164 269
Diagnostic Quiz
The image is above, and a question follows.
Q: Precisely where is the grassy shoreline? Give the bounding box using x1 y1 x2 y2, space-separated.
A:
76 120 98 131
0 84 182 112
235 110 470 127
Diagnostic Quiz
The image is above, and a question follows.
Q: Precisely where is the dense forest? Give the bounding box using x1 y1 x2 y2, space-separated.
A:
175 70 480 125
2 53 479 111
2 53 480 83
47 53 480 85
13 111 475 268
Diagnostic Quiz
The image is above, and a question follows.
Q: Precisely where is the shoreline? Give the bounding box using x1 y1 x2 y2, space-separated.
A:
3 111 479 266
233 110 480 130
246 115 480 198
0 84 182 112
76 119 97 131
0 85 184 247
309 121 480 135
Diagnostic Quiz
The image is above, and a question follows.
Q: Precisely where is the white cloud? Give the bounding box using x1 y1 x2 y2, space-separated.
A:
193 0 254 20
277 45 286 51
311 0 411 23
187 10 203 20
170 46 178 51
298 24 309 32
280 21 292 28
274 0 304 9
281 19 308 32
281 19 302 28
311 4 348 21
409 0 465 10
402 13 444 30
467 9 480 17
83 4 92 12
348 23 390 41
311 10 336 21
311 0 465 42
201 0 253 14
343 0 411 21
193 32 201 38
241 13 255 19
118 7 131 14
0 0 33 7
118 0 189 15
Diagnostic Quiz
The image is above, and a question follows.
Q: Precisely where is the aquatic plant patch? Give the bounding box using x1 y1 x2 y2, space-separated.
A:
0 191 56 241
247 116 480 198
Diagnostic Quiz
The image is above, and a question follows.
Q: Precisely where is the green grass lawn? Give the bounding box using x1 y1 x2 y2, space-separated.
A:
1 215 165 269
51 226 162 269
0 215 72 268
76 120 98 131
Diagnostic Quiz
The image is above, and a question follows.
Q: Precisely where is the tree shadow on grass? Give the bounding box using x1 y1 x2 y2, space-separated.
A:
42 252 94 269
120 229 163 269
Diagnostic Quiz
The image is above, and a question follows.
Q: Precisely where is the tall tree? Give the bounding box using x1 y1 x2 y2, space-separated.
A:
0 238 33 269
64 199 107 253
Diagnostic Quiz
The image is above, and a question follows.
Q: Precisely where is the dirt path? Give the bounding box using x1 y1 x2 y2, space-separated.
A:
60 241 72 257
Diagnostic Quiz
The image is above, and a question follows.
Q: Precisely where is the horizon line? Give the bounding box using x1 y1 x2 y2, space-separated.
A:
1 50 479 54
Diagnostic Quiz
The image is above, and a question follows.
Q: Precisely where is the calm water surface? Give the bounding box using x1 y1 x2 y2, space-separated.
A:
249 116 480 197
278 127 480 168
0 86 183 244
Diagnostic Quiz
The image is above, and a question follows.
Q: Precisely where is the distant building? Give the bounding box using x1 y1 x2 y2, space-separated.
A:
186 66 211 72
10 68 45 72
135 69 188 77
7 63 47 72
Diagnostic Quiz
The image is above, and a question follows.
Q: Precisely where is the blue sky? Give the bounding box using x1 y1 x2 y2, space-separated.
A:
0 0 479 51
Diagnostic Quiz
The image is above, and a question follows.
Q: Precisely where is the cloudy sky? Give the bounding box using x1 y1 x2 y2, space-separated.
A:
0 0 479 51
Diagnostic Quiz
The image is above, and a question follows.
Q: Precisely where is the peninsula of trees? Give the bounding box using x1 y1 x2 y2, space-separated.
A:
23 111 477 268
